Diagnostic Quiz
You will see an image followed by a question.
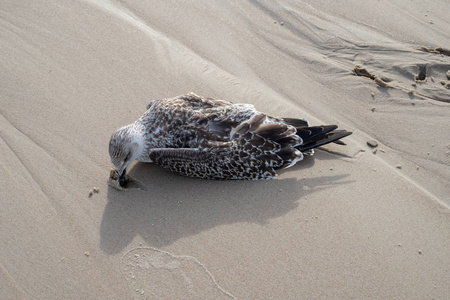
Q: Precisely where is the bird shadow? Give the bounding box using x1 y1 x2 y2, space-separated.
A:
100 153 351 255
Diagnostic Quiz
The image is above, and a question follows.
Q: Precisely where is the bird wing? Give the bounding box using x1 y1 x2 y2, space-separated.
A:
148 147 277 179
180 93 233 108
148 114 304 179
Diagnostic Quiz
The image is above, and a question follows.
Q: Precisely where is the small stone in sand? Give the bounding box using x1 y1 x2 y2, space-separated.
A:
93 187 100 193
415 64 427 81
429 20 434 24
430 76 435 82
396 164 402 169
418 250 423 255
411 82 417 87
85 251 90 257
367 140 378 148
441 81 447 85
371 107 376 112
372 148 377 154
280 22 284 26
370 92 375 98
88 190 93 197
416 166 420 170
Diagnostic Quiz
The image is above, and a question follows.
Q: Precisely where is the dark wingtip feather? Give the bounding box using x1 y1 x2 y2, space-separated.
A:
296 125 337 144
332 139 347 145
299 129 352 151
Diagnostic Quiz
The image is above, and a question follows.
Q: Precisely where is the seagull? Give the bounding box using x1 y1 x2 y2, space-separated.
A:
109 93 352 186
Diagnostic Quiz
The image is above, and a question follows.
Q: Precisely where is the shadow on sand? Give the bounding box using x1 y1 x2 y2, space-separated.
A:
100 152 351 254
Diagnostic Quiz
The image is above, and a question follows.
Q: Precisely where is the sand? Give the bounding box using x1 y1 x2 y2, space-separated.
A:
1 0 449 299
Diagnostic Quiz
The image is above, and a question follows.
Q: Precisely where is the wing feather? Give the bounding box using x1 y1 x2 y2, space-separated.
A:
148 113 303 179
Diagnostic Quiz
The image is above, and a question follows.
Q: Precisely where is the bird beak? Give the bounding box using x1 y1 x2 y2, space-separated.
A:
118 168 127 187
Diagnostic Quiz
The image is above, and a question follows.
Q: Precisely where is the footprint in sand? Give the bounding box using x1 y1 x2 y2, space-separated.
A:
122 247 236 299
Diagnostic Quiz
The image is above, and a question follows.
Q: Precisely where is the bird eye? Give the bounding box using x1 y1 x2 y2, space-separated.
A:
125 153 131 161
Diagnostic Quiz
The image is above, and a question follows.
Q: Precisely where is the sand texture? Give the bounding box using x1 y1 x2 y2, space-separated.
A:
1 0 449 299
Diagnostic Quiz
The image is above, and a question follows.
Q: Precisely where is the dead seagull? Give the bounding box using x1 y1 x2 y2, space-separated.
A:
109 93 352 186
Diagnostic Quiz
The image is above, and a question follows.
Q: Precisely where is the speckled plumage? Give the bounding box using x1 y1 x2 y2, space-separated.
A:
109 93 351 183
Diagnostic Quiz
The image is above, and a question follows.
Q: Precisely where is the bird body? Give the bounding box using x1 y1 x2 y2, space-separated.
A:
109 93 352 185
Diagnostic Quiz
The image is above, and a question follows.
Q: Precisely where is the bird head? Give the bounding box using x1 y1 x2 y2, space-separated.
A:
109 125 144 186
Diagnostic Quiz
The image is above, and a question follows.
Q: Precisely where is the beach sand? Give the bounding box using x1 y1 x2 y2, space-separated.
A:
1 0 449 298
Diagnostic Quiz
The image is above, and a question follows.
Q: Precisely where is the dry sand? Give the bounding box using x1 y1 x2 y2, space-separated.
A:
1 0 449 299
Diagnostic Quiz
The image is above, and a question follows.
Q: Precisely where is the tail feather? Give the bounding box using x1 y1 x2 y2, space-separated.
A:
254 123 296 141
282 117 310 128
